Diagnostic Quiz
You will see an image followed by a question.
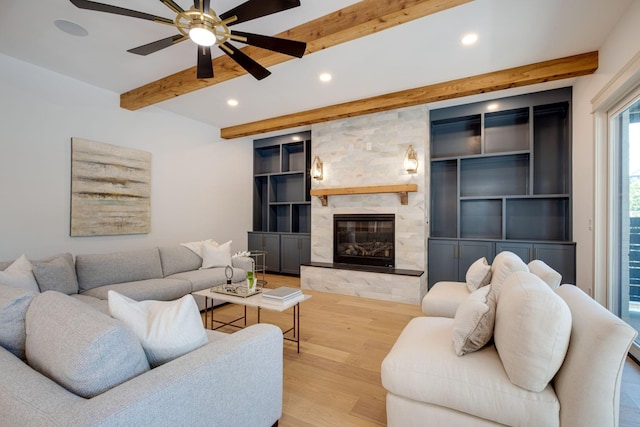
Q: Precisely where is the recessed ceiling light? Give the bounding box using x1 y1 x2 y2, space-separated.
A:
319 73 332 82
54 19 88 37
487 103 499 111
292 136 301 141
227 99 239 107
461 33 478 46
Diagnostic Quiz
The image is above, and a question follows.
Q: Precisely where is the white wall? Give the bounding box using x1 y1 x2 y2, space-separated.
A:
572 0 640 297
0 53 253 260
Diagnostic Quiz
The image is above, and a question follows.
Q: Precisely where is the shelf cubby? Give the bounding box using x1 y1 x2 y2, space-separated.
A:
430 160 458 238
254 146 280 175
460 199 503 239
533 102 570 195
282 142 306 172
460 153 529 197
269 205 291 233
484 107 530 153
505 198 570 241
292 203 311 233
253 177 269 232
270 173 305 203
431 114 481 158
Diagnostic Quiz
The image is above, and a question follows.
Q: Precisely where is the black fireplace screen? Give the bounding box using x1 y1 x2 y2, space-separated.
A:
333 214 395 268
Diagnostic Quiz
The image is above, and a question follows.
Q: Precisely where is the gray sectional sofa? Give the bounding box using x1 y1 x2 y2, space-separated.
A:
0 246 283 426
0 245 253 312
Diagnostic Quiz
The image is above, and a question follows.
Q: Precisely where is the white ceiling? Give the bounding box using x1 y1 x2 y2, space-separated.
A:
0 0 633 134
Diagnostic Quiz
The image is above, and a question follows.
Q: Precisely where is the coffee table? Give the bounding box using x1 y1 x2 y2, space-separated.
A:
193 288 311 353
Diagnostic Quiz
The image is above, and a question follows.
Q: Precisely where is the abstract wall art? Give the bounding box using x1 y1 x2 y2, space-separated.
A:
70 137 151 236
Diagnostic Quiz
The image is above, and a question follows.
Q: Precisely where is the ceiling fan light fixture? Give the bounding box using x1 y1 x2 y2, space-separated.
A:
189 24 216 46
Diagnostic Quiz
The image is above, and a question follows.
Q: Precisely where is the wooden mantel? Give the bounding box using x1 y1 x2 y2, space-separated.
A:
310 184 418 206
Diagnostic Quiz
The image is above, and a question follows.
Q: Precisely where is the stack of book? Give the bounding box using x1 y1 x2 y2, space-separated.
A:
262 287 303 304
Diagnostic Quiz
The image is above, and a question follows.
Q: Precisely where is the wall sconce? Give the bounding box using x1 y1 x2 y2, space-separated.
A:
404 145 418 174
311 155 323 180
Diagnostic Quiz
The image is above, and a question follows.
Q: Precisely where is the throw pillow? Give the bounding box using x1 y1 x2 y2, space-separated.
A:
201 240 232 269
489 251 529 295
0 254 39 293
528 259 562 289
25 291 150 398
180 239 219 257
452 285 495 356
108 291 208 367
32 253 79 295
494 271 572 392
0 283 37 359
465 257 492 292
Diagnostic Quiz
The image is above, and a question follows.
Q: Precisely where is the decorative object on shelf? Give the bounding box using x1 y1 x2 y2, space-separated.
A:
69 0 307 80
404 144 418 174
70 137 151 237
224 265 233 285
311 155 323 180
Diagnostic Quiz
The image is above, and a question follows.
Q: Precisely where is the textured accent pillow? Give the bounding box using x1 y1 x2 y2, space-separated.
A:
528 259 562 289
0 254 39 293
489 251 529 295
25 291 150 398
32 253 79 295
108 291 208 367
494 271 572 392
465 257 492 292
201 240 232 269
452 285 495 356
0 284 37 359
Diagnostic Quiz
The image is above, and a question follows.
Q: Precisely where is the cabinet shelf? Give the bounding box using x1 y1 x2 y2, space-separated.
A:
251 131 312 275
429 87 572 243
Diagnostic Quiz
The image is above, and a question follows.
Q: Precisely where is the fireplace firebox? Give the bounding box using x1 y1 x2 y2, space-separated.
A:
333 214 395 268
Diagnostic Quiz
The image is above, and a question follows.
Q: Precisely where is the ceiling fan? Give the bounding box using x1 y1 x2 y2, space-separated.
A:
69 0 307 80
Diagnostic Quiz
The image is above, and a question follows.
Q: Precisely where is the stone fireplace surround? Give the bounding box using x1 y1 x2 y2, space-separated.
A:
300 106 428 305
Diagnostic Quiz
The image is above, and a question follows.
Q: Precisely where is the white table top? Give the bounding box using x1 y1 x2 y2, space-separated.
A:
193 288 312 312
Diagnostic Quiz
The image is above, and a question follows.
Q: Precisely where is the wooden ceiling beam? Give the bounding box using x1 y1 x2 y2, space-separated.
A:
220 51 599 139
119 0 473 110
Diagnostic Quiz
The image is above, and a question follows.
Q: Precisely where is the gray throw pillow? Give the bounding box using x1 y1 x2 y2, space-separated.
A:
0 284 37 359
32 253 78 295
25 291 150 398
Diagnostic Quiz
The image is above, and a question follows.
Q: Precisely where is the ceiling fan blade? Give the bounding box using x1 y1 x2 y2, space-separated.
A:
220 43 271 80
127 34 188 56
69 0 173 25
220 0 300 26
231 30 306 58
197 46 214 79
158 0 184 14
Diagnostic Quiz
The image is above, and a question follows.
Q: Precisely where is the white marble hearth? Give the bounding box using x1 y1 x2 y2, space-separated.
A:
301 265 426 305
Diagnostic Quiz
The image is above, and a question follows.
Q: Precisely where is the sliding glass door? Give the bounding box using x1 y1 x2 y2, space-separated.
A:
611 95 640 359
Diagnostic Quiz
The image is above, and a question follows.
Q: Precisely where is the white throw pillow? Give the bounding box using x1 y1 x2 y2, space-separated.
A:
494 271 572 392
528 259 562 289
465 257 492 292
452 286 495 356
0 254 40 293
108 291 208 367
201 240 232 269
180 239 219 257
489 251 529 295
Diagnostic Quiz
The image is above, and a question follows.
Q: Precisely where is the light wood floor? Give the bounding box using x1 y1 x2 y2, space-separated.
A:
208 274 640 427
